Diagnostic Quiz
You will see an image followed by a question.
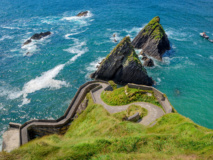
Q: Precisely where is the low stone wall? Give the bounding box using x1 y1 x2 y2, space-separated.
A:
2 80 109 151
127 83 172 113
3 80 173 152
90 85 103 103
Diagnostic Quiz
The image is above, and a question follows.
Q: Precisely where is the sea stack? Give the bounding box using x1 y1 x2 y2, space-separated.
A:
132 16 170 61
90 36 153 86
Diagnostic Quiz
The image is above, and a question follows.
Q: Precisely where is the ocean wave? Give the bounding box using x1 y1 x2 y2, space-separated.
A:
1 38 87 106
110 32 122 43
64 28 88 39
165 28 188 41
123 25 145 38
1 26 21 30
86 57 105 72
21 34 52 55
61 11 93 21
63 38 87 55
0 35 14 41
123 26 144 34
210 55 213 60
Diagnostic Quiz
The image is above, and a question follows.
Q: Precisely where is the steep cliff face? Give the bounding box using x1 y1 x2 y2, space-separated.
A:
90 37 153 86
132 16 170 61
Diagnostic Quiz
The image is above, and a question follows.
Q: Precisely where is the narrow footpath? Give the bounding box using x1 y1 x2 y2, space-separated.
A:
92 83 165 126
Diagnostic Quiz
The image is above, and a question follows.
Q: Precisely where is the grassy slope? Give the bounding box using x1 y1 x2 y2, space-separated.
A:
101 85 162 109
1 93 213 160
143 16 165 40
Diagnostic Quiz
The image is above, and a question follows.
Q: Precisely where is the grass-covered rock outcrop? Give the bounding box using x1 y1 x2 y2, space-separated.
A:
101 85 161 108
132 16 170 61
90 36 153 86
1 93 212 160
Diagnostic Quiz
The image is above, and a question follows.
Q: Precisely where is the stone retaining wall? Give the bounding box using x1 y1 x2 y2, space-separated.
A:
127 83 172 113
3 80 108 151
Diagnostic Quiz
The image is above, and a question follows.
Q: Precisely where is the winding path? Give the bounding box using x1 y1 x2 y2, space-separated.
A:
92 83 165 126
3 81 167 152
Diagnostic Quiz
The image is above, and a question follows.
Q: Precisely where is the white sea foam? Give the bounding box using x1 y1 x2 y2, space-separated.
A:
196 54 203 57
210 55 213 60
65 28 88 39
1 26 21 30
124 26 144 34
165 28 188 41
1 38 87 106
0 35 14 41
61 11 93 21
21 34 52 54
86 57 105 72
21 40 38 53
110 32 122 43
123 25 145 38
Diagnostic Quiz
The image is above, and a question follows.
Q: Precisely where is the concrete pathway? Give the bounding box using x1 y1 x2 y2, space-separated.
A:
92 83 165 126
2 128 20 152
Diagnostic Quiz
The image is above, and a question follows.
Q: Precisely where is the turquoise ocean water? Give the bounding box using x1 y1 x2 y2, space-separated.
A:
0 0 213 147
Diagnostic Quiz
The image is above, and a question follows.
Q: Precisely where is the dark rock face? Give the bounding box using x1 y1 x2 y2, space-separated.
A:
132 16 170 61
90 36 153 86
76 11 89 17
23 39 32 45
23 31 51 46
31 31 51 40
143 58 154 67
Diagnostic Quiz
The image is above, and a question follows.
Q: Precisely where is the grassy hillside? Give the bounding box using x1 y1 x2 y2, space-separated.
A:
1 93 213 160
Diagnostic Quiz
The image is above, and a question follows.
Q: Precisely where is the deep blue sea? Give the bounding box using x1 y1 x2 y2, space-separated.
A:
0 0 213 148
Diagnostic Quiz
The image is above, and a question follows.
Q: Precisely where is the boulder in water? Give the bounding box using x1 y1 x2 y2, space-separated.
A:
143 58 154 67
31 31 51 40
90 36 153 86
76 11 89 17
132 16 170 61
23 31 51 46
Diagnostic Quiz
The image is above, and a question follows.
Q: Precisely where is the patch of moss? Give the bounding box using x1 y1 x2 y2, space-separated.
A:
127 51 140 64
142 16 165 40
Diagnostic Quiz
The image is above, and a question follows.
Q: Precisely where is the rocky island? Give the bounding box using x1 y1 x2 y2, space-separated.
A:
76 11 89 17
132 16 170 61
90 36 153 86
23 31 51 46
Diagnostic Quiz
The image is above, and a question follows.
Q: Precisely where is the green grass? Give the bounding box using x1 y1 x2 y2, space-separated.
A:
101 85 162 109
113 104 148 121
142 16 165 40
108 80 117 90
1 93 213 160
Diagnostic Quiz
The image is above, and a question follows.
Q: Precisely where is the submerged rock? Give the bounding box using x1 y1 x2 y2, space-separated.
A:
23 31 51 46
132 16 170 61
143 58 154 67
90 36 153 86
76 11 89 17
